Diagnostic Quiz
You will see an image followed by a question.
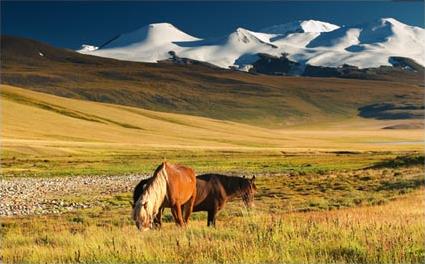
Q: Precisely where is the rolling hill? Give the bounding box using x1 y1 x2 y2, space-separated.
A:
1 36 423 128
2 84 423 152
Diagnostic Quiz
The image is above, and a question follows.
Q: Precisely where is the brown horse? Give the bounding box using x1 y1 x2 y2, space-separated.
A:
133 173 257 227
132 162 196 230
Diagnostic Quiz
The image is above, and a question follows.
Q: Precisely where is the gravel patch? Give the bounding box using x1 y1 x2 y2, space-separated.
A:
0 174 149 217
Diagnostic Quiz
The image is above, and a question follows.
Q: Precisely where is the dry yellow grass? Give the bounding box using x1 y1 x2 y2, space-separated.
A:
1 190 423 263
1 84 423 152
1 84 423 177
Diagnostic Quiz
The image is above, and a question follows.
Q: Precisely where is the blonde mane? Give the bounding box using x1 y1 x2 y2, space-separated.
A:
132 163 168 228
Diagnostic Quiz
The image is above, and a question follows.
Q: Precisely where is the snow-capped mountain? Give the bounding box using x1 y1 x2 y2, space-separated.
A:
80 23 200 62
78 18 425 71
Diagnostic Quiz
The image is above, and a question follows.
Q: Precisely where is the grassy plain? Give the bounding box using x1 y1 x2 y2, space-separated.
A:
1 84 423 177
1 84 424 263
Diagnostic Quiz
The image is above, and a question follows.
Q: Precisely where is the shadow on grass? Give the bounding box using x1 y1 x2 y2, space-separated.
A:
368 155 424 169
377 178 425 192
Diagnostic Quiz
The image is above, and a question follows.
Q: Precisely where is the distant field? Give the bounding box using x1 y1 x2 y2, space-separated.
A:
1 84 423 177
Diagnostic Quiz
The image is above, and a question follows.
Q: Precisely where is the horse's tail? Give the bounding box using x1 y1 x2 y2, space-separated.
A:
132 162 169 229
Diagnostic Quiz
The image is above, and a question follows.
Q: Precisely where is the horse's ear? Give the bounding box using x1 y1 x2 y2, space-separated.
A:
251 175 256 181
243 175 246 178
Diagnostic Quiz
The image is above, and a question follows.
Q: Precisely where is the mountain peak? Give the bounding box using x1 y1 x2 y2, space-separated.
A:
364 17 410 32
261 20 340 35
98 22 200 50
235 27 249 33
147 22 179 30
379 17 402 25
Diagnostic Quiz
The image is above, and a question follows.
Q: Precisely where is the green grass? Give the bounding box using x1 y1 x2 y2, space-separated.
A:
31 164 423 215
2 147 419 178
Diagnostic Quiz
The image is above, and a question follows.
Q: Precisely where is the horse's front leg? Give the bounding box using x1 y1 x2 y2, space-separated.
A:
153 207 164 229
207 207 218 227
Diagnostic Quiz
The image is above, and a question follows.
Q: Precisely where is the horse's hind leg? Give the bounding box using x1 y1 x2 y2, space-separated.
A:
171 203 185 227
183 195 196 224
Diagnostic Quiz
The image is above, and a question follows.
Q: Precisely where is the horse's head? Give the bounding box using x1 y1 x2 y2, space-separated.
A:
132 201 153 231
240 175 257 208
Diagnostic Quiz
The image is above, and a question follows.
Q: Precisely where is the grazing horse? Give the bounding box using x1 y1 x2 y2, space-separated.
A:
132 174 257 227
193 174 257 226
132 162 196 230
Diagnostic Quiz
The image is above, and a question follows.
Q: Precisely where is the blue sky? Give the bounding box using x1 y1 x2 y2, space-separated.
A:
1 1 424 49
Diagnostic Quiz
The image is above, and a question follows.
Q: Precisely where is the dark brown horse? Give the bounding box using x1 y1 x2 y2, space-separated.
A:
132 162 196 230
132 173 257 227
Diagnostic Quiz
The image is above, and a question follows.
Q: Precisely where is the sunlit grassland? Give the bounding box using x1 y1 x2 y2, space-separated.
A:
19 165 424 214
1 188 423 264
1 84 423 177
1 84 424 263
2 143 421 177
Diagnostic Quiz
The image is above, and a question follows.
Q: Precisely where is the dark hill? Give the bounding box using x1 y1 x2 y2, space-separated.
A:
1 35 423 127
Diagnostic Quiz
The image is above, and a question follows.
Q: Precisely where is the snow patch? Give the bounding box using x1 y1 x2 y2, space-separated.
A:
78 45 98 52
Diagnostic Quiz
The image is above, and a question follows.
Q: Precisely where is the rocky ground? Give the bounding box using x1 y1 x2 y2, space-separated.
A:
0 174 149 216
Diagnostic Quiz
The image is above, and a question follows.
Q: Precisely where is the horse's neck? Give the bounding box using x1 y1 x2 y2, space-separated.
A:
221 178 242 199
141 168 168 212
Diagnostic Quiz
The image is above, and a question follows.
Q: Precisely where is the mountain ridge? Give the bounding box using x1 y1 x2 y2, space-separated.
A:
78 18 425 72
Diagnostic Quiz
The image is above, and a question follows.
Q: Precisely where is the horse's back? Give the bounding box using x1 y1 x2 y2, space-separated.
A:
166 163 196 179
196 173 215 181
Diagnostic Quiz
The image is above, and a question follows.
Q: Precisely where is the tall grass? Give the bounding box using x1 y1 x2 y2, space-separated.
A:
1 190 424 263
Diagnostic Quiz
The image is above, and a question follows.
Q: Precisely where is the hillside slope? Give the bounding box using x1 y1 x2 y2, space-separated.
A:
1 84 289 148
1 84 423 178
2 84 423 150
1 36 423 128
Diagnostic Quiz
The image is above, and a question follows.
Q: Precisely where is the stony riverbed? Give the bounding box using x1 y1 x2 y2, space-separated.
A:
0 175 149 216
